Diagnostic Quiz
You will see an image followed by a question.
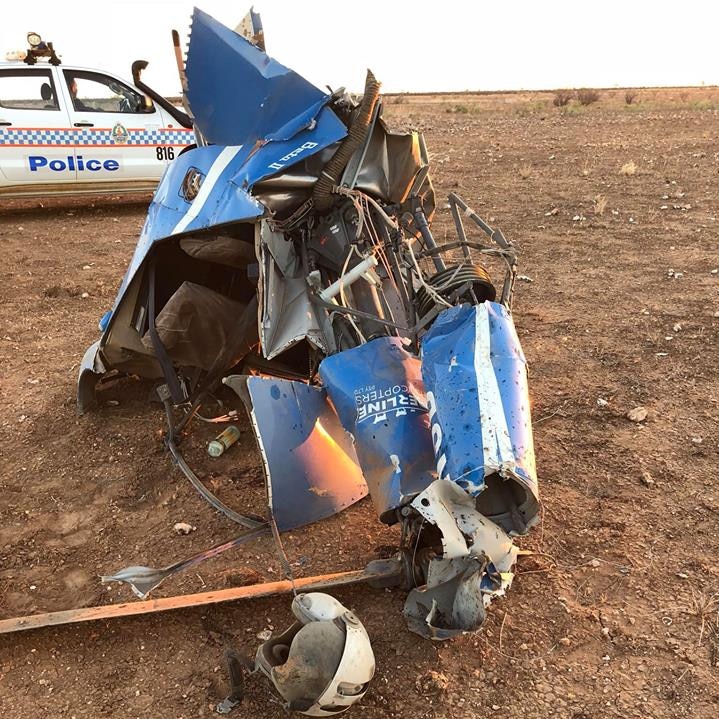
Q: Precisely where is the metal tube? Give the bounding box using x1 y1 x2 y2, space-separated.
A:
413 206 446 272
0 566 401 636
319 255 378 301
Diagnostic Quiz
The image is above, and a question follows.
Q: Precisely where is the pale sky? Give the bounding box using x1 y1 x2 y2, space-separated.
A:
2 1 717 95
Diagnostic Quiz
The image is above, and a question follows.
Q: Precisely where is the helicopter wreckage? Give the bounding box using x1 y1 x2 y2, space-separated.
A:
2 7 541 715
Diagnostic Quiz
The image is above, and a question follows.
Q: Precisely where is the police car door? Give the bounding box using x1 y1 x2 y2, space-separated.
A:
0 65 76 186
60 68 166 183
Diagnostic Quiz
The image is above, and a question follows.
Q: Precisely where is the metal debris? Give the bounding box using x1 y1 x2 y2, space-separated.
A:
0 8 550 713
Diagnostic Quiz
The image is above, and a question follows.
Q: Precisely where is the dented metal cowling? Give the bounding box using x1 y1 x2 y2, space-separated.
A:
421 302 539 535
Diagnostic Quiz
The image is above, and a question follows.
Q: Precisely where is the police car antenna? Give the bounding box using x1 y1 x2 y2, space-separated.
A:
24 32 61 66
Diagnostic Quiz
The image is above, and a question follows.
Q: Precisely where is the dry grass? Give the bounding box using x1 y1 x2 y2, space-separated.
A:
593 194 608 215
620 160 638 176
625 91 638 105
684 588 719 646
518 163 532 180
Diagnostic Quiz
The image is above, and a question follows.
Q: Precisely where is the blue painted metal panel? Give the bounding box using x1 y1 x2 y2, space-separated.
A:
94 9 348 336
228 376 368 531
420 303 538 508
319 337 436 522
185 8 347 148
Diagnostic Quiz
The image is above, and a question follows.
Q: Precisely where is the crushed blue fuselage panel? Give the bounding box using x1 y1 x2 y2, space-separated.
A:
223 375 368 531
186 8 343 148
421 302 539 529
94 6 348 337
319 337 436 523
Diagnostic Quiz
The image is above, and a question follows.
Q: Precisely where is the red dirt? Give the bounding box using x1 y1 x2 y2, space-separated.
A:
1 86 718 718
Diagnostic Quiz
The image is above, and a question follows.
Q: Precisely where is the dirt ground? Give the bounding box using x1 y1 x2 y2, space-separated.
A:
1 86 718 718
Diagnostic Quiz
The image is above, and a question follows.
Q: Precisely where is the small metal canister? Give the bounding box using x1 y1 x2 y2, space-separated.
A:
207 425 241 457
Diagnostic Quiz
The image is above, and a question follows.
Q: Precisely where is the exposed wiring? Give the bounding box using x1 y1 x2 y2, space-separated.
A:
338 244 368 343
404 238 452 310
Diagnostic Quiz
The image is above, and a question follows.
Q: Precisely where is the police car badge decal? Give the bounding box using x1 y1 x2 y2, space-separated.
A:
111 122 129 144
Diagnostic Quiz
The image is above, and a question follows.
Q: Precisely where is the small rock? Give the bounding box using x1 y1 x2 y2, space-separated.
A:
597 398 609 407
627 406 648 423
676 572 689 579
559 637 571 646
82 265 92 270
711 269 718 275
81 292 90 299
257 629 272 641
517 275 534 282
673 323 682 332
691 436 703 444
173 522 196 535
601 627 610 637
589 559 601 568
640 471 655 487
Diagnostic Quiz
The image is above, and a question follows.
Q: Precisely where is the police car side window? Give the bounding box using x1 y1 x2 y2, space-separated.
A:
63 70 154 114
0 69 59 111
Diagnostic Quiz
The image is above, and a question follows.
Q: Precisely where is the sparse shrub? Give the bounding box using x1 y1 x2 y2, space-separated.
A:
392 94 408 105
553 90 573 107
576 88 600 106
518 163 532 180
620 161 637 176
593 194 608 215
624 91 637 105
445 104 469 114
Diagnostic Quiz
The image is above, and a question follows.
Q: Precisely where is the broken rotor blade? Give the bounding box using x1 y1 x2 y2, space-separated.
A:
101 524 270 599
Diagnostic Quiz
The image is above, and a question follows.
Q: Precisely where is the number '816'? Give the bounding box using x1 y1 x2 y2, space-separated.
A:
156 146 175 161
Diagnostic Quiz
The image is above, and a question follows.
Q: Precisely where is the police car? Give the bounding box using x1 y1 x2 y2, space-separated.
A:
0 33 195 198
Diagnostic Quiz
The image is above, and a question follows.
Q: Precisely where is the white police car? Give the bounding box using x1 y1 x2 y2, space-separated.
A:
0 33 195 198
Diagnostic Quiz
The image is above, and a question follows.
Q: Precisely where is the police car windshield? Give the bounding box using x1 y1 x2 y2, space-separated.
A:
63 70 153 114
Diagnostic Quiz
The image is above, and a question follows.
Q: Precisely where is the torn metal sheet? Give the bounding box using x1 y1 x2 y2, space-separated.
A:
421 302 539 534
404 479 517 640
234 6 265 51
77 340 105 413
319 337 437 523
186 8 346 148
224 375 368 531
258 221 327 359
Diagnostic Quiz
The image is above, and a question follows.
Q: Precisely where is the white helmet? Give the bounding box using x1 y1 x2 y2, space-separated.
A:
255 592 375 716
